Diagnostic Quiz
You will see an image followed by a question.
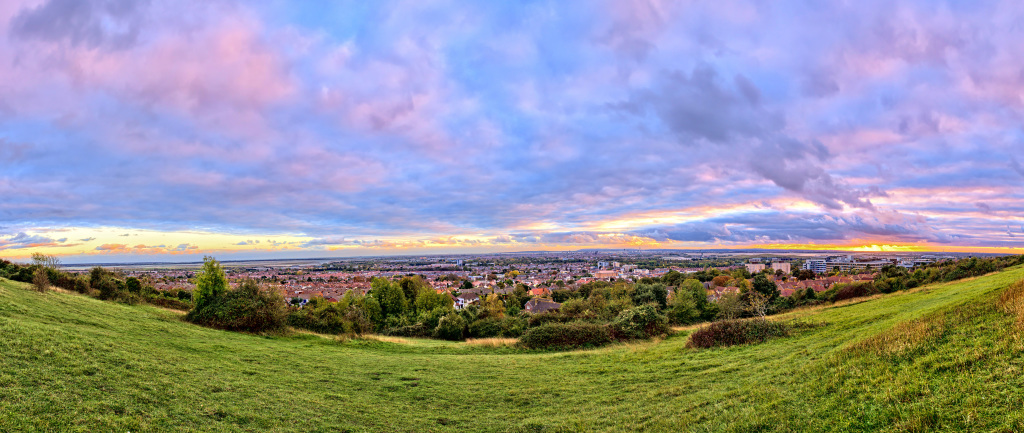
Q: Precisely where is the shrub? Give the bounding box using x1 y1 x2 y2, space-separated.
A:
73 276 91 294
499 315 528 337
93 276 121 300
833 282 878 302
146 296 191 311
526 311 573 327
468 317 502 338
385 322 430 337
32 267 49 293
610 304 669 340
11 266 34 283
667 293 700 325
433 312 467 341
287 298 348 334
518 322 611 350
186 279 287 332
125 277 143 294
686 319 789 349
415 307 449 331
52 272 78 292
632 283 668 309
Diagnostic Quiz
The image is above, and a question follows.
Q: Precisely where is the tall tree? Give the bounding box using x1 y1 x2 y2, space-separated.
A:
374 278 407 318
193 257 228 309
31 253 61 271
751 274 780 302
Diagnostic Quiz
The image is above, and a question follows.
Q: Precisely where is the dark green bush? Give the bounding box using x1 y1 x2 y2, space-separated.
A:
833 281 878 302
632 283 668 309
146 296 191 311
385 322 430 337
526 311 573 327
73 277 91 294
186 279 287 332
499 315 528 337
519 322 611 350
433 312 467 341
686 319 789 349
287 298 347 334
51 272 78 292
125 277 144 294
468 317 502 338
610 304 669 340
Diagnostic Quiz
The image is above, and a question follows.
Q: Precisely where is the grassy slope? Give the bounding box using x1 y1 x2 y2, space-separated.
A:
1 268 1023 433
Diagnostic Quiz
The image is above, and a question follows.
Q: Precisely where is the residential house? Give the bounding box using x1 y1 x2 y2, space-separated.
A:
524 298 562 314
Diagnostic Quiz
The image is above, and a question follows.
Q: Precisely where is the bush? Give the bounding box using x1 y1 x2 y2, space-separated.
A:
287 298 348 334
610 304 669 340
73 277 91 294
833 282 878 302
686 319 789 349
146 296 191 311
632 283 668 309
526 311 574 327
468 317 502 338
518 322 612 350
433 312 467 341
186 279 287 332
52 272 78 292
385 322 430 337
499 315 528 337
32 267 49 293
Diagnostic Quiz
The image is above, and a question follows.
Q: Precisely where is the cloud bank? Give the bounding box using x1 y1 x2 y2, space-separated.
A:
2 0 1024 260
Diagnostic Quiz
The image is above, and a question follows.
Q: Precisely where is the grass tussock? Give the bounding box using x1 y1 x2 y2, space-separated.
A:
998 279 1024 327
357 334 414 345
849 314 947 360
464 337 518 347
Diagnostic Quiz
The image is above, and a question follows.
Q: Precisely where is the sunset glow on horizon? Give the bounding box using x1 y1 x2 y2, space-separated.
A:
3 1 1024 263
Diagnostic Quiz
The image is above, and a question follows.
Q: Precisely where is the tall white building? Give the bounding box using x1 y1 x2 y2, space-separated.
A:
802 259 827 274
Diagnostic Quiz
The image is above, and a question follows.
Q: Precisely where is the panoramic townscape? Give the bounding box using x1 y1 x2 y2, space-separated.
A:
4 0 1024 431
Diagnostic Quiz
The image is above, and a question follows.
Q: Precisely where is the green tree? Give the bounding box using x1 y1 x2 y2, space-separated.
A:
433 312 466 341
125 277 143 294
632 282 668 309
193 256 228 309
481 293 505 319
716 292 745 320
360 295 384 330
667 291 699 325
679 278 714 321
751 274 780 302
399 275 428 304
414 286 448 313
373 278 408 319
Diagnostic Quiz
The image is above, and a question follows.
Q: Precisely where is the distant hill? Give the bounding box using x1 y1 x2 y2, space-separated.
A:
2 267 1023 432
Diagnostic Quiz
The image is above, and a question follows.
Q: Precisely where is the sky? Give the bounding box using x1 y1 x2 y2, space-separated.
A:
1 0 1024 263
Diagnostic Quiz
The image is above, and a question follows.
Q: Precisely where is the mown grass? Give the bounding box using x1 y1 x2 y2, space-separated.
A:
2 267 1024 432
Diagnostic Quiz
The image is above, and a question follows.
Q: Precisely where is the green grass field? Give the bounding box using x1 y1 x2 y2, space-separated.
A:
2 268 1023 432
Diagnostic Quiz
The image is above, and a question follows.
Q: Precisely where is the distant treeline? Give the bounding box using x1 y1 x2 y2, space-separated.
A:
0 256 192 310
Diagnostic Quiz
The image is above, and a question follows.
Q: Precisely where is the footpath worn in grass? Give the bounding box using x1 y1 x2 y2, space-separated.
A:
2 268 1024 432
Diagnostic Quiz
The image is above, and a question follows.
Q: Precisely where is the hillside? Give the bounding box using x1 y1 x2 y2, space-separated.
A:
2 268 1023 432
